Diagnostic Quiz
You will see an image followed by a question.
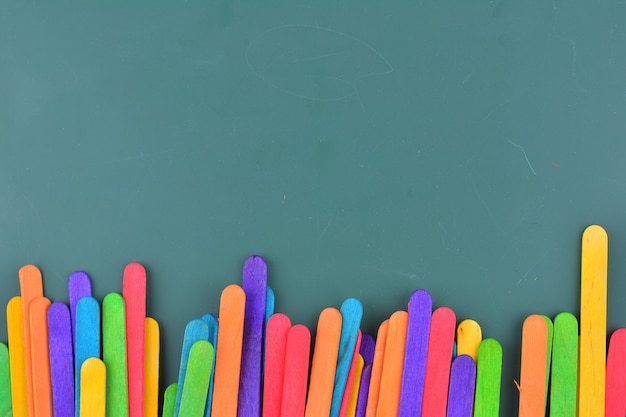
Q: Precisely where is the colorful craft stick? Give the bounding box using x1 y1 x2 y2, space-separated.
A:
355 364 372 417
365 320 388 417
124 262 147 417
446 355 476 417
376 311 408 417
346 355 364 417
359 334 375 366
175 319 209 417
331 298 363 417
7 296 28 417
518 314 549 417
280 324 311 417
550 312 577 417
579 225 608 417
339 331 362 417
69 271 92 346
264 313 292 417
76 296 101 417
0 343 11 417
211 284 246 417
162 384 178 417
201 313 218 417
239 255 267 417
456 319 482 361
48 302 74 417
30 297 52 417
103 293 129 417
473 338 502 417
398 289 432 417
80 358 106 417
179 341 215 417
606 328 626 417
145 317 160 417
305 308 341 417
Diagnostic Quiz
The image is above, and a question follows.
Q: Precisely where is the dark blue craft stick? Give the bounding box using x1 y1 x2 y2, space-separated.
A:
202 313 219 417
355 364 372 417
238 256 267 417
330 298 363 417
398 289 432 417
75 296 100 417
359 334 376 366
174 319 210 417
48 302 74 417
68 271 92 347
446 355 477 417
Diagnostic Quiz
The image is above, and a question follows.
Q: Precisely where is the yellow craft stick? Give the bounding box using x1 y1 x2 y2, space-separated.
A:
30 297 52 417
346 355 365 417
19 264 43 417
80 358 107 417
144 318 160 417
7 296 28 417
456 319 482 361
579 225 608 417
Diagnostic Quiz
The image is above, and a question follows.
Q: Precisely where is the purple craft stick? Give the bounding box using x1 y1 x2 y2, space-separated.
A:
68 271 92 346
445 355 476 417
359 334 376 366
48 302 75 417
355 364 372 417
398 289 432 417
238 256 267 417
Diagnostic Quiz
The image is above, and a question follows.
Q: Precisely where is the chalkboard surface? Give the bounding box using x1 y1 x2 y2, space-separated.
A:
2 1 626 414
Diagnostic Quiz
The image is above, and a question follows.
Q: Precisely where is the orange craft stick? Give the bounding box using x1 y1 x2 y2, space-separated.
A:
365 320 389 417
305 307 342 417
144 317 160 417
518 314 549 417
211 284 246 417
19 264 43 417
30 297 52 417
376 311 408 417
7 296 28 417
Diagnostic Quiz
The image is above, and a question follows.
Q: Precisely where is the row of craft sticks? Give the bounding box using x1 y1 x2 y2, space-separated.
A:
3 263 158 417
160 256 503 417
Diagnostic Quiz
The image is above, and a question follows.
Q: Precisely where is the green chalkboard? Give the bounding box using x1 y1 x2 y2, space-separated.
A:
2 1 626 414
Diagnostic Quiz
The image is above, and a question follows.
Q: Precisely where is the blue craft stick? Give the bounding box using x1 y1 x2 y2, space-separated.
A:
330 298 363 417
398 289 432 417
75 296 100 417
202 313 219 417
174 319 210 417
48 302 74 417
69 271 92 347
239 256 267 417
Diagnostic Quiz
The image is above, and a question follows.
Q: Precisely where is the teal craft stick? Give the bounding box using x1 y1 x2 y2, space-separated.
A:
202 313 218 417
103 293 129 417
179 341 215 417
75 296 101 417
174 319 209 417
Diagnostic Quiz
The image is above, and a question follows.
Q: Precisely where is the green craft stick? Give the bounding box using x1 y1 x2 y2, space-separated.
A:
550 312 578 417
103 293 129 417
473 338 502 417
163 384 178 417
542 315 554 410
0 343 11 416
179 341 215 417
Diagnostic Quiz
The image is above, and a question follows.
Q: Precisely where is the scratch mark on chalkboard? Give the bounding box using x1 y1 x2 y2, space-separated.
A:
515 261 540 286
507 139 537 176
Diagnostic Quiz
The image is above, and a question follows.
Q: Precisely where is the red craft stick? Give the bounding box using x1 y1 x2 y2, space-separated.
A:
263 313 292 417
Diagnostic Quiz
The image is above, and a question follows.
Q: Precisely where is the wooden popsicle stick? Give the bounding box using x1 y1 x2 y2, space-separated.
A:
421 307 456 417
445 355 476 417
174 319 209 417
19 264 43 417
579 224 608 417
305 307 342 417
76 296 101 417
7 296 28 417
364 320 389 417
48 302 75 417
30 297 52 417
339 331 363 417
550 312 577 417
355 364 372 417
456 319 482 361
376 311 408 417
123 262 147 417
211 284 246 417
145 317 160 417
359 334 376 366
263 313 292 417
606 328 626 417
398 289 432 417
0 343 11 416
179 340 215 417
201 313 218 417
473 338 502 417
331 299 363 417
80 358 106 417
162 384 178 417
280 324 311 417
69 271 92 347
518 314 549 417
103 293 129 417
239 255 267 417
345 355 365 417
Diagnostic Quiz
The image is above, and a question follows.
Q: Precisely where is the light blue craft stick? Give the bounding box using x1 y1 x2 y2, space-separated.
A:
202 313 219 417
174 319 209 417
75 296 100 417
330 298 363 417
265 286 275 329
